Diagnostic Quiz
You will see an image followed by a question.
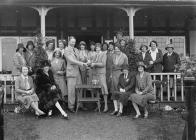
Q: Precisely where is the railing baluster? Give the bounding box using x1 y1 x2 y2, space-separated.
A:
174 74 177 101
153 75 156 99
160 74 163 101
181 76 184 101
167 75 170 101
4 76 6 103
11 75 14 103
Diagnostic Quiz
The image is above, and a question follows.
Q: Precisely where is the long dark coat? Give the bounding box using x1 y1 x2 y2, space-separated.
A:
146 49 163 73
138 52 153 72
112 71 136 105
35 69 62 112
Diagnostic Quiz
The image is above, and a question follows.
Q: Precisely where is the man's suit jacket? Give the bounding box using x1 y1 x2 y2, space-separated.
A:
15 75 34 98
147 49 163 73
64 46 83 78
117 72 136 93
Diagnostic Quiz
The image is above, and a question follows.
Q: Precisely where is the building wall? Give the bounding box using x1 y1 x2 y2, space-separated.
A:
189 30 196 56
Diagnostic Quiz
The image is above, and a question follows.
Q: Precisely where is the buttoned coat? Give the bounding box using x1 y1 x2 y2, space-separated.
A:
147 49 163 73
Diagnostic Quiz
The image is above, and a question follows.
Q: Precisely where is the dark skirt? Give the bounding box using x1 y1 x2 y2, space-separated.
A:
112 91 131 106
38 88 62 112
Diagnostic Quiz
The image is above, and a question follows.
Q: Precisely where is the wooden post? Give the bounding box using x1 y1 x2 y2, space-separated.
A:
120 7 141 40
184 78 195 140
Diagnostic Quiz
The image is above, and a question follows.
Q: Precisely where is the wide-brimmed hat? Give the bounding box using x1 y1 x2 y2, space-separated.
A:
137 61 146 68
121 64 129 71
40 60 51 68
139 44 148 51
165 44 174 50
16 43 25 52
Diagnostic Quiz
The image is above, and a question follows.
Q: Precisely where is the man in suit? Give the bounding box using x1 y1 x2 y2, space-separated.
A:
147 40 163 73
64 36 88 112
163 44 180 100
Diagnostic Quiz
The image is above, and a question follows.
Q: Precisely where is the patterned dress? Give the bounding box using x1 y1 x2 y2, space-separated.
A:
51 58 67 97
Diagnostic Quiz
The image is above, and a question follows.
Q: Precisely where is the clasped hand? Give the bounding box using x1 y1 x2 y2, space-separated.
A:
120 88 125 92
51 85 56 90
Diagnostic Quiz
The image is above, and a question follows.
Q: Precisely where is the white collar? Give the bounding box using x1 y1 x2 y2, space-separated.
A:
150 48 158 54
167 52 173 56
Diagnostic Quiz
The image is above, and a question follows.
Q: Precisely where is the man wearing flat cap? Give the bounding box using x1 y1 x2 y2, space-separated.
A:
163 44 180 100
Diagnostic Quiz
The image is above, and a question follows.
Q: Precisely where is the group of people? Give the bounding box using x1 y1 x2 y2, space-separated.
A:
12 34 181 119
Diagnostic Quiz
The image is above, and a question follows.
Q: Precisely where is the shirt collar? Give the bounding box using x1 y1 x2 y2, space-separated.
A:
150 48 158 54
167 52 173 56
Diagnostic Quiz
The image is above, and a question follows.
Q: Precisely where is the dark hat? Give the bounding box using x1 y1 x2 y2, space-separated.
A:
16 43 25 52
137 61 146 68
40 60 51 68
121 64 129 71
139 44 148 51
165 44 174 50
26 41 35 49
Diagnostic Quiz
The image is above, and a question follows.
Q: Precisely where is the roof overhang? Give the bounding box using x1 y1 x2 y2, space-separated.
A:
0 0 196 7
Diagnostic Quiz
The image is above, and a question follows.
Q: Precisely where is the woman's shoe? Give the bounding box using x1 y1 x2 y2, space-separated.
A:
116 112 122 117
61 114 69 120
110 111 118 116
103 108 108 113
133 114 141 119
36 114 47 119
48 110 53 117
144 114 148 119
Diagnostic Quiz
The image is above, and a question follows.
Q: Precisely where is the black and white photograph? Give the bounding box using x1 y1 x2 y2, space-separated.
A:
0 0 196 140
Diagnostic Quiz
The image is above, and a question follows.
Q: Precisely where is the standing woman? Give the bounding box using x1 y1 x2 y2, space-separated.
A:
78 41 88 84
25 41 35 67
91 43 108 112
130 62 155 119
35 60 68 119
106 42 114 93
87 41 96 83
51 50 67 100
13 43 27 75
57 39 67 57
110 45 128 115
46 40 55 62
15 66 45 117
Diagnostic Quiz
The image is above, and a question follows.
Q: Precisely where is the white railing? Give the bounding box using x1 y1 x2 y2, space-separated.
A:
0 74 17 103
0 73 185 103
150 73 184 102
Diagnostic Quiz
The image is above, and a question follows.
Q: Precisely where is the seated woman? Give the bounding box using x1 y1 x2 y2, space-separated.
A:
35 60 68 120
110 65 135 117
130 62 155 119
15 66 45 117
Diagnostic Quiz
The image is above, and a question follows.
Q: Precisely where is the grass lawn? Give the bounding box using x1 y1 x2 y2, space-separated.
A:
3 109 184 140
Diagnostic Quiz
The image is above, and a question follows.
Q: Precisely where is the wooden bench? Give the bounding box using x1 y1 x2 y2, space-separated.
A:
75 84 102 113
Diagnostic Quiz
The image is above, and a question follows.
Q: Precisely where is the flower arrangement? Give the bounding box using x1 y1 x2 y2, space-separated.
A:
177 55 196 79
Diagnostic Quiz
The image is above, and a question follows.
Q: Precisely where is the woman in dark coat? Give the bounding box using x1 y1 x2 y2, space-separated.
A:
110 65 135 117
36 60 68 119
